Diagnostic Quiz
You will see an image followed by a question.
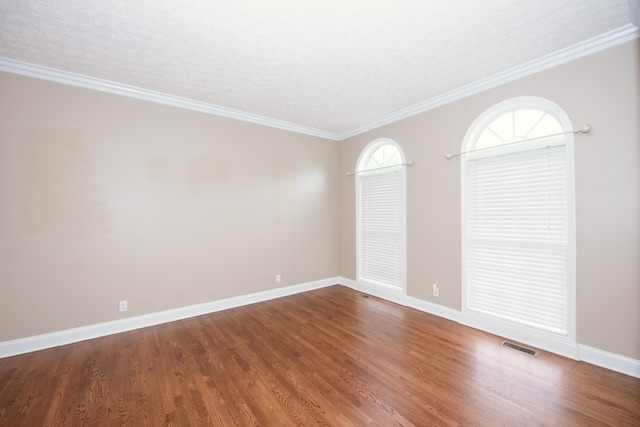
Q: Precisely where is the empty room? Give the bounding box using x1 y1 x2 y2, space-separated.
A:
0 1 639 426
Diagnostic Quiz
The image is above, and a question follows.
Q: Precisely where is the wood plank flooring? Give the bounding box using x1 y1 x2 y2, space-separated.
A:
0 285 638 426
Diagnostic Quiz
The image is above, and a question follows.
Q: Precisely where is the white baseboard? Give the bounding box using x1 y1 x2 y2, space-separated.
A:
339 277 408 306
0 277 339 359
406 296 461 323
337 276 460 322
459 312 580 360
336 276 639 378
2 276 638 379
579 344 640 379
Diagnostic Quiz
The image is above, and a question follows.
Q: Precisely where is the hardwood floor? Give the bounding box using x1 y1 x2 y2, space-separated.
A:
0 285 638 426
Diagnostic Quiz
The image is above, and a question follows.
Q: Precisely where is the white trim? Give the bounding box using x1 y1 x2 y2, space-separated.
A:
460 311 579 360
2 276 638 379
1 26 637 142
339 276 458 321
342 279 592 368
355 138 407 173
351 279 408 306
0 277 338 359
337 276 358 290
338 276 640 378
355 139 407 296
336 24 640 140
0 57 337 141
406 296 461 323
460 96 576 159
578 344 640 379
460 97 577 359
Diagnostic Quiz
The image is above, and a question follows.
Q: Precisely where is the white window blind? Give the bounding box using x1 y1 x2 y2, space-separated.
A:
466 145 568 335
358 168 405 290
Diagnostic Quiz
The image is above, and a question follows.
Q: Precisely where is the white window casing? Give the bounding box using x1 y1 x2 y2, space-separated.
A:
461 97 577 358
356 139 407 294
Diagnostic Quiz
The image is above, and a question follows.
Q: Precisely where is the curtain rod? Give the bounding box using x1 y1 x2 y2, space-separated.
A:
445 124 592 160
346 161 413 176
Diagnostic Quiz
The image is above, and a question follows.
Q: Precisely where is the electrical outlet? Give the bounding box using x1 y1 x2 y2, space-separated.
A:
276 274 281 283
119 300 128 312
432 284 439 297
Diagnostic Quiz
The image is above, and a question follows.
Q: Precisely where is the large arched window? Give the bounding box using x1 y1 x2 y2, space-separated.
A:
461 97 576 356
356 139 406 294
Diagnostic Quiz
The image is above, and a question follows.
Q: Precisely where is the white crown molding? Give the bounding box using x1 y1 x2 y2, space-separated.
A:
336 24 640 140
0 57 338 141
0 24 637 142
0 277 339 359
2 25 638 143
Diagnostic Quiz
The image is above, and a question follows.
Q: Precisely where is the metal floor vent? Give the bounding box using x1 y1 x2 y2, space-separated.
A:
357 292 370 298
501 341 539 357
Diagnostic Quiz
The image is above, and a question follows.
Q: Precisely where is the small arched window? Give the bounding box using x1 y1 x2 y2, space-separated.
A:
356 139 406 294
359 142 403 171
461 97 576 347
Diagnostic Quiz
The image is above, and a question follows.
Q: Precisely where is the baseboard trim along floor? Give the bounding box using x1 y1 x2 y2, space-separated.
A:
1 276 638 379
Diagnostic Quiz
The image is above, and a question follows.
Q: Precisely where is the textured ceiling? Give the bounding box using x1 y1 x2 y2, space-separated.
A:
0 0 636 138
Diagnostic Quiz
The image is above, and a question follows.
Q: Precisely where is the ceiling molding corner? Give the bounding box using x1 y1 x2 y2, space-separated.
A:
335 24 640 141
0 57 339 141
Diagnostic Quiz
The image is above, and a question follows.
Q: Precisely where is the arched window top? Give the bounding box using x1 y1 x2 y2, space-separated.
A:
463 97 573 158
357 138 405 173
475 109 562 149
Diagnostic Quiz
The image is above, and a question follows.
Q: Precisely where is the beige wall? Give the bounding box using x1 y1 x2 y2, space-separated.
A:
338 40 640 360
0 73 339 341
1 40 638 362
